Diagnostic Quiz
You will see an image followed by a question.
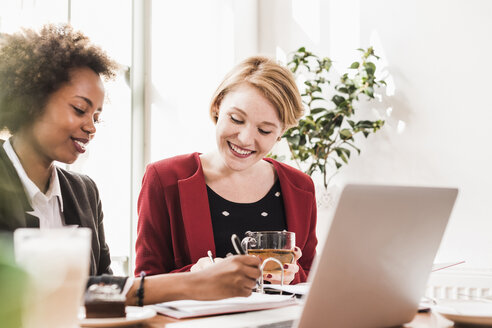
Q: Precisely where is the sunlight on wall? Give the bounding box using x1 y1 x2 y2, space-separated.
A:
292 0 321 45
369 29 396 97
328 0 360 70
396 120 406 134
275 46 288 65
150 0 246 162
0 0 67 32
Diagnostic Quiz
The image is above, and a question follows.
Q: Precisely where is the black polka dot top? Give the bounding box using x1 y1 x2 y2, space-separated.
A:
207 179 287 258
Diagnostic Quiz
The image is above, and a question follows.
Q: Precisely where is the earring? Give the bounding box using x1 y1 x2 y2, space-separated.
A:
277 136 281 142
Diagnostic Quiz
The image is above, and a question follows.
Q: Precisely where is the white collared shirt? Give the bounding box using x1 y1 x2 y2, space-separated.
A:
3 138 64 228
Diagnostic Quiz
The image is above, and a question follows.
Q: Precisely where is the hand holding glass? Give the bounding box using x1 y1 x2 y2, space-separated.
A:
241 231 296 291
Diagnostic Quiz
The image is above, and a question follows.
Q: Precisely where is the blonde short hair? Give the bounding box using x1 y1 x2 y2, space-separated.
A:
209 56 304 130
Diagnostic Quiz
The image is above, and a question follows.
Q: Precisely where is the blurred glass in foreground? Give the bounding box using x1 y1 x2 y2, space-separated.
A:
0 232 27 328
14 228 91 328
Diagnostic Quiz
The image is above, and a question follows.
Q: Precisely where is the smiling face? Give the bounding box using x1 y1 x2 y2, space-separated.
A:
24 67 105 165
215 83 283 172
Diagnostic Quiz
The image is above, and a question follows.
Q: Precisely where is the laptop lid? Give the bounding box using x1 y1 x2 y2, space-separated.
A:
297 184 458 328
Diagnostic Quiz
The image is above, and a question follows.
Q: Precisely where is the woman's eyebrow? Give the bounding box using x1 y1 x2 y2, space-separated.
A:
231 107 247 115
260 121 279 128
74 95 93 107
231 107 279 128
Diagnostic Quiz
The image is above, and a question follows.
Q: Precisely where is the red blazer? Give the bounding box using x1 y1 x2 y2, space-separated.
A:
135 152 317 284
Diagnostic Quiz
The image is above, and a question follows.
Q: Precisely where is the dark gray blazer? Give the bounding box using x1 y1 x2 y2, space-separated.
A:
0 140 112 276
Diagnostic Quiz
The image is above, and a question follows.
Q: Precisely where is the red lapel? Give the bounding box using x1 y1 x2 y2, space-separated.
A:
177 154 216 261
266 159 314 246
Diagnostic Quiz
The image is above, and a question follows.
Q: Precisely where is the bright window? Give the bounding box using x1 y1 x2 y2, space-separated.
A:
0 0 132 275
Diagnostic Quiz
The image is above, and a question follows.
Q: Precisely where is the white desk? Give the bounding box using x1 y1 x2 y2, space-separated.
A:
142 305 455 328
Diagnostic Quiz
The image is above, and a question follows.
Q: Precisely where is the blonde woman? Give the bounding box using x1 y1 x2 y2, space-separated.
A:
136 56 317 285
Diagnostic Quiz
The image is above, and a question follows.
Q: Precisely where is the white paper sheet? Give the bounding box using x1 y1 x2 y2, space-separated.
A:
151 292 297 319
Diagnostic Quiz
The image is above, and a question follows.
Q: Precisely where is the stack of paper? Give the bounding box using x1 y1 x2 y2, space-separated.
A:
165 306 303 328
263 282 309 296
151 292 298 319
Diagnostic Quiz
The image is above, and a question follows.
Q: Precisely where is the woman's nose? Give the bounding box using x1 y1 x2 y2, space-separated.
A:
82 118 96 135
237 126 255 145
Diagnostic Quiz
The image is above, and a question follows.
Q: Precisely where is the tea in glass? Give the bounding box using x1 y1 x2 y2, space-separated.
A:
241 231 295 274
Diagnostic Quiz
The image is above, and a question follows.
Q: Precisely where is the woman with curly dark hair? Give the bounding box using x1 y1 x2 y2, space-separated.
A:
0 24 117 275
0 24 260 305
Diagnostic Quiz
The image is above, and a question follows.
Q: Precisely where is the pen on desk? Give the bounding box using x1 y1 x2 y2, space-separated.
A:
207 250 214 263
231 234 246 255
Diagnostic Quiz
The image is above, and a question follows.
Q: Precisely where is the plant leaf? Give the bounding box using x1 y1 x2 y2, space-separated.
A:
332 95 346 106
339 129 352 140
286 135 301 146
364 62 376 75
350 62 359 69
310 107 326 114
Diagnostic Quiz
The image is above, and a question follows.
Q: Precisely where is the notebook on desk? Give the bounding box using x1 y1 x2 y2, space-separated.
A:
152 292 297 319
168 184 458 328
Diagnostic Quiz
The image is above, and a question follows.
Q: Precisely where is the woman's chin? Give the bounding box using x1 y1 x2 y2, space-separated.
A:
224 156 256 171
58 154 79 165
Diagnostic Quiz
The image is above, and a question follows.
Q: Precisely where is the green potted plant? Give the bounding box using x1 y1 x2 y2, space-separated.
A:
281 47 386 188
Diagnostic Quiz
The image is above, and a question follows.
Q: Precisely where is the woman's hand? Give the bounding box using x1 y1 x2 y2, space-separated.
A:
191 255 261 300
129 255 260 304
263 247 302 285
190 256 224 272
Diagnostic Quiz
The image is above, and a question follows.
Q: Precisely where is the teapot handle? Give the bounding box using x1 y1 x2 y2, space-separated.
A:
240 236 256 254
231 234 247 255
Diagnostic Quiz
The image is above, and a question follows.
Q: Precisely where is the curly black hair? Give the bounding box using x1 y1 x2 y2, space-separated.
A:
0 24 118 134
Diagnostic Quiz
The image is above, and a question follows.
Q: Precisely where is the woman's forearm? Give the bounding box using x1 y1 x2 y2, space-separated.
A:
125 255 261 305
126 272 197 306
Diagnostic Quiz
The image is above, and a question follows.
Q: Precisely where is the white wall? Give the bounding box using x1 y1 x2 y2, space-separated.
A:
150 0 259 162
259 0 492 269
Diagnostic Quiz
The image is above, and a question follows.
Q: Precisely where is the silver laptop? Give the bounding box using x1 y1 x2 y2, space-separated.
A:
261 184 458 328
